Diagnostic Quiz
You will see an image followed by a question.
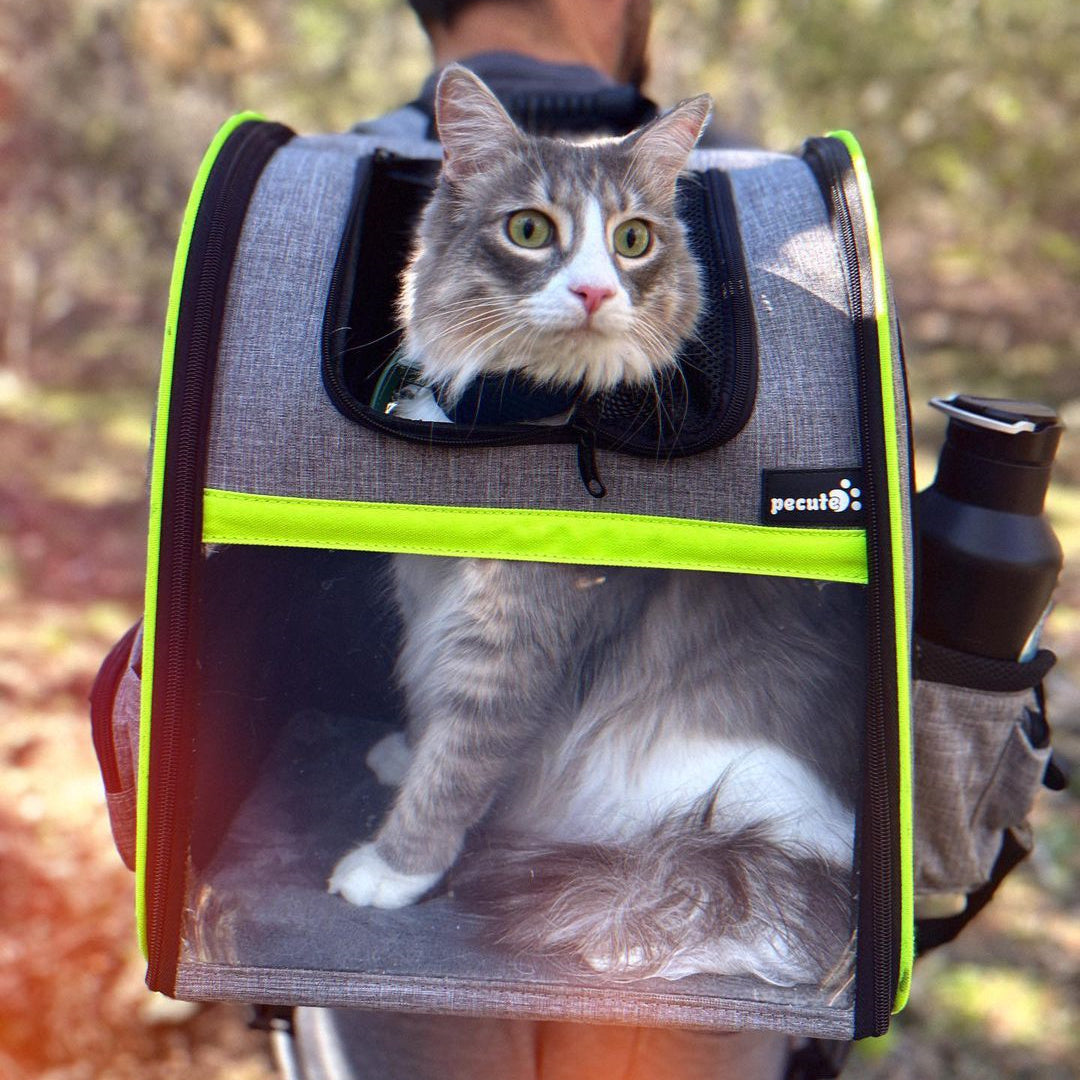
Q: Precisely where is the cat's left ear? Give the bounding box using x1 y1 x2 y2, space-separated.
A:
624 94 713 193
434 65 523 183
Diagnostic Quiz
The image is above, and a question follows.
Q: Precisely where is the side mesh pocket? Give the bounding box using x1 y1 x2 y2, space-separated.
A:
913 638 1056 903
90 621 143 870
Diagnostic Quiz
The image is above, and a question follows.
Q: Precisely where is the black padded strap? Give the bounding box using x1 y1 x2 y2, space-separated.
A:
915 636 1056 692
410 84 660 138
785 1038 851 1079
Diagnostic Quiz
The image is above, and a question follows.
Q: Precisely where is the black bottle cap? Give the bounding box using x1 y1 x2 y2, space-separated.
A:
931 395 1063 467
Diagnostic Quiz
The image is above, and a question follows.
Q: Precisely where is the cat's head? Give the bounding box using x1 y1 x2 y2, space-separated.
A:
400 65 712 404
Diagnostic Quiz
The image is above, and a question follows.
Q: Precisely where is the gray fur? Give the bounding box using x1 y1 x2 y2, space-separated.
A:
330 70 863 988
451 800 855 987
337 558 865 985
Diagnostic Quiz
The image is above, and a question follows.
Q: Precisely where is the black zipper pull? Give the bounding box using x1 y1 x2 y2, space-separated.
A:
576 431 607 498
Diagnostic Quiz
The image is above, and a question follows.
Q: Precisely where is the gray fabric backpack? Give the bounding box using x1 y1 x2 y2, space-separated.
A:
89 102 1057 1045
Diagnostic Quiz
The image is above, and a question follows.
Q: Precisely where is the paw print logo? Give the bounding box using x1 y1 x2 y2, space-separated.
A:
828 478 862 514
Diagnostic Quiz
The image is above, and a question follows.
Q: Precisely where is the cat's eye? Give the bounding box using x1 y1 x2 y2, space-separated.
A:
506 210 555 249
613 219 652 258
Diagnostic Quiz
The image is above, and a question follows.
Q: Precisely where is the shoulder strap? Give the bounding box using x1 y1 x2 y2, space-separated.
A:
408 84 659 138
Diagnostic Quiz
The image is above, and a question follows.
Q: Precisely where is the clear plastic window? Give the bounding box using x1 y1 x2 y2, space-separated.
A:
182 544 866 1024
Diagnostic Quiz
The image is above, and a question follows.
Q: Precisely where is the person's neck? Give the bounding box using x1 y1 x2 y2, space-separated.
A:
427 0 624 79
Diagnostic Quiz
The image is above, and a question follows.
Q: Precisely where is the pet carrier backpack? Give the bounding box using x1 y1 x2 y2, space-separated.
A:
89 101 1057 1045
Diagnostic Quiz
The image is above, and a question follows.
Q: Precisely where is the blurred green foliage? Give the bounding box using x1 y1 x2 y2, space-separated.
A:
1 0 1077 411
0 0 428 392
655 0 1080 416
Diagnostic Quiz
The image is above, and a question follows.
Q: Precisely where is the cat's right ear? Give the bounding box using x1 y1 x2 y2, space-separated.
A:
434 65 523 182
623 94 713 200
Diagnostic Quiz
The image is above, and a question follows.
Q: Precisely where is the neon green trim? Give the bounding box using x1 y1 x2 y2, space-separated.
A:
829 130 915 1011
202 488 869 583
137 112 265 956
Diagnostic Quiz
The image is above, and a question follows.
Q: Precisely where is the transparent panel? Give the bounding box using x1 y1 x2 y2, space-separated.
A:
183 544 866 1024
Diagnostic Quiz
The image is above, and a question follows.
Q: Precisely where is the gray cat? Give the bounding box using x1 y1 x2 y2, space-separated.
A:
329 67 862 987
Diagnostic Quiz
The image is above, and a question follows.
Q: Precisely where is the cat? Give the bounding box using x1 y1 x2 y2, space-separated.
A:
328 66 863 988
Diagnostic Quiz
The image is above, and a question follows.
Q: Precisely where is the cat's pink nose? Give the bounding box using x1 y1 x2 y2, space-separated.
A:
570 285 615 316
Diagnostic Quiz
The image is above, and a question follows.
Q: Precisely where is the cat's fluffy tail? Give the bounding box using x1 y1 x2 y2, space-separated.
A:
448 798 854 987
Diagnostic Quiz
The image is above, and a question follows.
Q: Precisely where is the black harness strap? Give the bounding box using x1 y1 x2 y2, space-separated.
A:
410 84 660 138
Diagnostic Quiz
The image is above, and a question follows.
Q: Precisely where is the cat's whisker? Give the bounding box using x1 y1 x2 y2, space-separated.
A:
439 318 535 390
412 305 525 336
637 318 692 435
664 366 693 451
336 326 404 356
412 307 530 365
613 401 661 453
674 323 725 370
600 379 667 452
427 312 516 342
643 370 675 453
463 313 532 354
410 296 529 328
410 300 535 354
425 294 529 315
609 322 689 452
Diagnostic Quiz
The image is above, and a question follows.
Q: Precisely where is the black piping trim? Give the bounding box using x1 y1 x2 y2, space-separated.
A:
146 118 295 994
803 135 903 1039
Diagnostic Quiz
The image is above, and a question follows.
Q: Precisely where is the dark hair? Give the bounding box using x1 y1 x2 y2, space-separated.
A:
407 0 531 29
406 0 467 26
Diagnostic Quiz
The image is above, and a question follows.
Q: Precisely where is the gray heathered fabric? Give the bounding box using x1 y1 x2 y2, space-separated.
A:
204 136 863 522
913 680 1049 895
175 959 853 1038
888 302 916 633
351 103 432 142
103 627 142 871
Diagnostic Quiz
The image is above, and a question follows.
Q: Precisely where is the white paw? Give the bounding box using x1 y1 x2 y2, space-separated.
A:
365 731 412 787
328 843 441 909
585 945 649 974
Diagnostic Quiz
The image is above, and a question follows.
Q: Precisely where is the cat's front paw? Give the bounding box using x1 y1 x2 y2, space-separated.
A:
328 843 441 909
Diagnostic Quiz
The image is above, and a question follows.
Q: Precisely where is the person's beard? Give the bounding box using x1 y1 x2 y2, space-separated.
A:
616 0 652 88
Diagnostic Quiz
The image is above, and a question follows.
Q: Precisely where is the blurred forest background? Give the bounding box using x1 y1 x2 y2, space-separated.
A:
1 0 1078 1077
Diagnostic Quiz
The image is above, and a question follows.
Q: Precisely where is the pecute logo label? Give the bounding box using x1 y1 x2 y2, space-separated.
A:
760 469 867 526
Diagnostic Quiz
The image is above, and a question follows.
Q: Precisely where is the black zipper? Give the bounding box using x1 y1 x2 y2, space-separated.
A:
146 118 294 993
320 157 759 481
803 136 904 1038
575 428 607 498
700 169 758 446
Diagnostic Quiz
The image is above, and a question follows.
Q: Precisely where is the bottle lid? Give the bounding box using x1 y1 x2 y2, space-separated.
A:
931 395 1063 466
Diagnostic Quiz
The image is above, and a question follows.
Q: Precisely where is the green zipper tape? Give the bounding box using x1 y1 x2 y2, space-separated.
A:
202 487 869 583
828 130 915 1013
136 112 265 956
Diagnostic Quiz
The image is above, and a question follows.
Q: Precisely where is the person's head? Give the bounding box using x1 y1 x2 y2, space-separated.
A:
406 0 654 88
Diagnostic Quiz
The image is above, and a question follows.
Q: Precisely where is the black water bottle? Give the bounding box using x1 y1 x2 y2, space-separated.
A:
915 395 1064 661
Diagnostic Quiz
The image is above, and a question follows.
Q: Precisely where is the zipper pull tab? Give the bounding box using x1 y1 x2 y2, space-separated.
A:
576 431 606 498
